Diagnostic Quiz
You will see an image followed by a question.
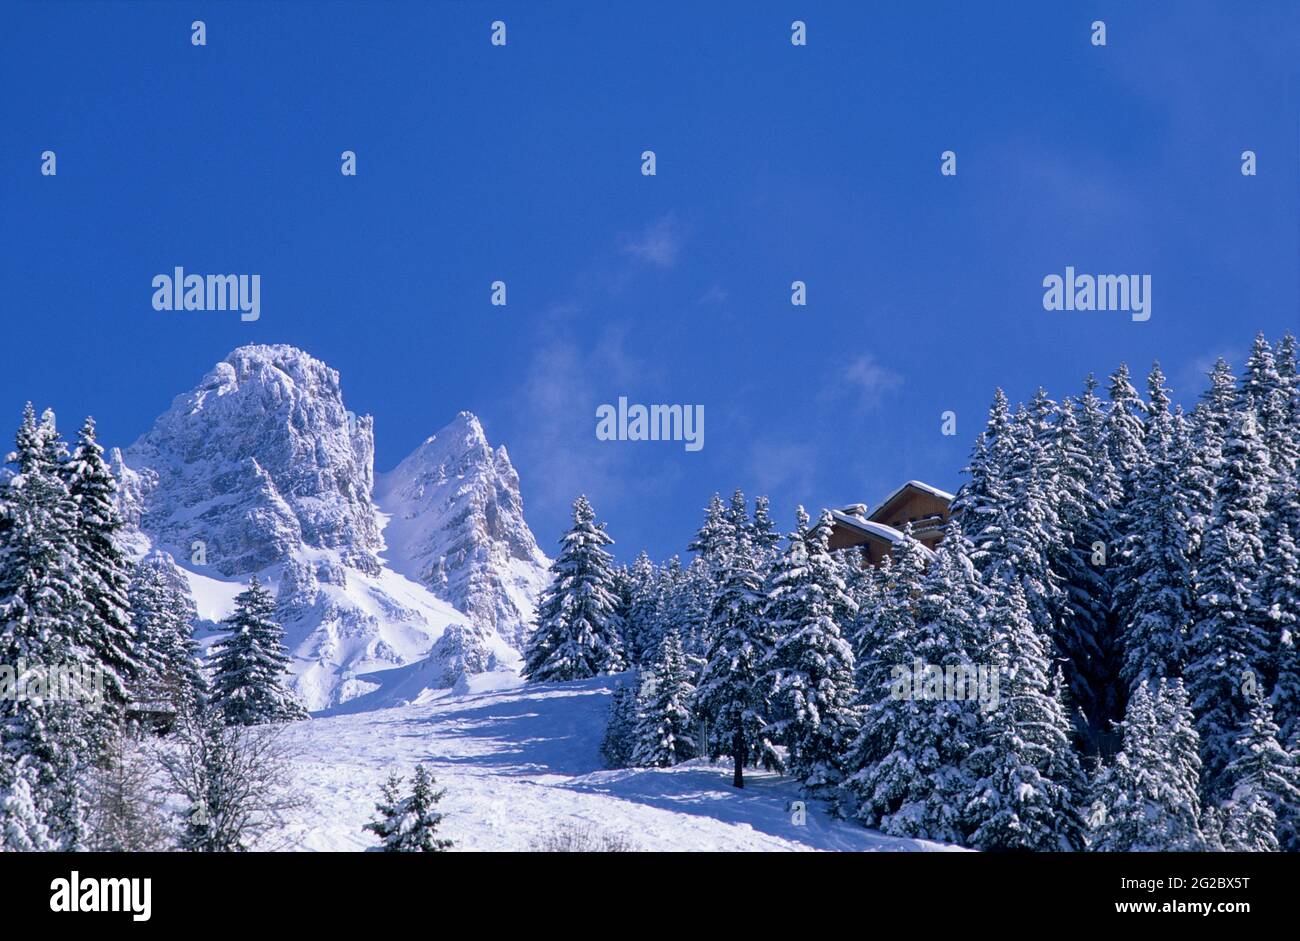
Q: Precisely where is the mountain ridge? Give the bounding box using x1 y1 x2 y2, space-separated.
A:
111 344 550 711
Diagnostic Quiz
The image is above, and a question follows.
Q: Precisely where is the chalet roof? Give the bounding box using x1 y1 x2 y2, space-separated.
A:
828 510 937 559
868 479 956 522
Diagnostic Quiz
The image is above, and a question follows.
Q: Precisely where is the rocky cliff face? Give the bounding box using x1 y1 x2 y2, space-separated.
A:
122 345 381 576
375 412 551 650
113 345 549 711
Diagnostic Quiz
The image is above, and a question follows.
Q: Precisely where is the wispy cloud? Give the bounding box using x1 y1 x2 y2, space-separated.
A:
696 283 727 306
825 353 904 411
618 215 682 268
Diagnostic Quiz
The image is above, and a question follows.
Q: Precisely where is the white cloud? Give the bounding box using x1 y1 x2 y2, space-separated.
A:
619 215 682 268
831 353 904 411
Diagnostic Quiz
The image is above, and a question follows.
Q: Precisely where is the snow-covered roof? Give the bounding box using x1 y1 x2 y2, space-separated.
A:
829 510 937 559
868 480 955 522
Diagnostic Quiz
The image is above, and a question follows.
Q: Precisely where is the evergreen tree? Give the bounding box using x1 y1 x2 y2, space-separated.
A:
599 678 640 769
621 552 661 666
1224 788 1278 852
1089 680 1206 851
1103 363 1149 508
762 509 858 792
523 496 626 682
966 575 1084 851
129 555 208 720
1241 334 1295 473
749 495 780 559
687 493 732 573
363 766 453 852
955 391 1061 645
841 534 929 822
1187 407 1273 800
1060 378 1126 747
723 488 749 541
642 556 684 665
668 556 715 666
1222 698 1300 852
0 760 54 852
1118 365 1194 688
846 527 982 842
1052 391 1114 720
632 631 697 767
62 417 138 731
0 405 96 848
695 523 780 787
1193 358 1239 471
209 575 308 726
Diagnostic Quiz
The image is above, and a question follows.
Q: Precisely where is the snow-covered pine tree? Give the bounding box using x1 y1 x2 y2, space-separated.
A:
724 489 749 540
688 493 732 573
965 574 1084 851
209 575 308 726
695 521 780 787
1201 803 1227 852
762 509 858 793
363 766 453 852
955 391 1061 642
610 562 635 650
846 525 982 842
639 555 682 666
0 405 97 849
841 532 929 823
1272 497 1300 745
1222 697 1300 852
522 495 626 681
1088 680 1206 851
749 495 781 559
599 677 641 769
620 552 660 666
838 546 881 710
0 760 55 852
129 555 208 721
1245 336 1300 742
62 416 138 733
1052 390 1113 706
1058 378 1126 748
1277 333 1299 440
1241 334 1296 474
951 389 1017 565
672 556 716 666
1103 363 1149 510
362 772 406 850
631 629 702 769
1224 788 1279 852
1118 365 1194 688
1153 678 1208 845
1186 406 1273 801
1016 388 1073 632
632 631 697 767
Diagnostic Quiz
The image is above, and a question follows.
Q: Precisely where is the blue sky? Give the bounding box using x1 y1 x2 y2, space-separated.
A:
2 1 1297 563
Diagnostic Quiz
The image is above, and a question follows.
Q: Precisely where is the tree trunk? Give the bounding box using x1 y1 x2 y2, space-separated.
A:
732 734 745 788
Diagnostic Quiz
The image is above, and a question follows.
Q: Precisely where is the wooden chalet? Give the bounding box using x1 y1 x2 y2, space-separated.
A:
823 480 955 567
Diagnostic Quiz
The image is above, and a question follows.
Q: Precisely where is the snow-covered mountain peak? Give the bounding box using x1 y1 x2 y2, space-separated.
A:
376 412 550 649
122 344 380 577
110 346 547 712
